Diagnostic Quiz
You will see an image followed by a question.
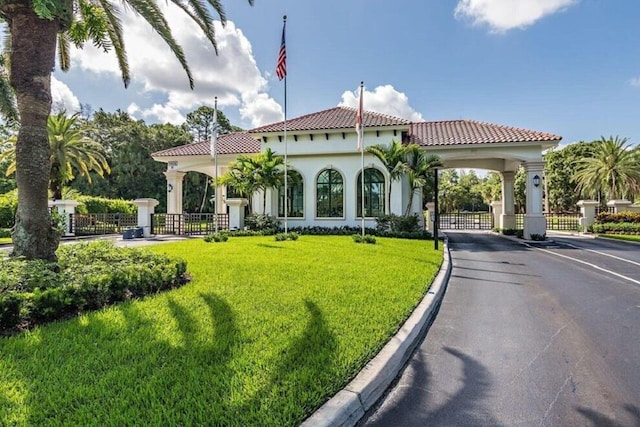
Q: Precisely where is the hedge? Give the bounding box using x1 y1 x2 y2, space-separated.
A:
76 196 137 215
591 222 640 235
595 211 640 224
0 240 187 334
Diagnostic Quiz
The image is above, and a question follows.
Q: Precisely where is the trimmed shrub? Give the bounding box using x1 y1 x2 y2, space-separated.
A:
286 225 432 240
352 234 377 244
76 196 137 215
0 240 187 334
204 232 229 242
595 211 640 224
245 214 280 233
591 222 640 234
376 214 421 233
0 228 11 238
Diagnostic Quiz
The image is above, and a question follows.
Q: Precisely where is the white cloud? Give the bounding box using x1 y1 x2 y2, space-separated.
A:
51 77 81 113
69 5 281 127
338 84 424 122
454 0 578 33
630 77 640 88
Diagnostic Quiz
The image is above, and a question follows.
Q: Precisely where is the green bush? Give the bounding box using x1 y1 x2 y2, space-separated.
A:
595 211 640 224
245 214 280 233
0 228 11 238
274 232 299 241
76 196 137 215
204 232 229 242
0 241 187 334
529 233 546 241
287 226 431 240
0 191 17 228
352 234 377 244
376 214 421 233
591 222 640 234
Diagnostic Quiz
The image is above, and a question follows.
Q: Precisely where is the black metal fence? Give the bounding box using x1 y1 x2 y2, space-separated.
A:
438 212 494 230
71 213 137 236
515 213 580 231
151 213 230 235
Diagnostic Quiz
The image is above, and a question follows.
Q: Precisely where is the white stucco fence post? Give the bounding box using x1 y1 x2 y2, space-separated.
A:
227 198 249 230
134 198 159 237
577 200 599 233
606 199 633 213
49 199 80 236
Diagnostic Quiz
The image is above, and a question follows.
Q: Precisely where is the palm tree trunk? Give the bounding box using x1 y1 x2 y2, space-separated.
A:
8 6 60 261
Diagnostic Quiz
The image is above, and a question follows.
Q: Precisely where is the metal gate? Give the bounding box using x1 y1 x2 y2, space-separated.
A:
151 213 230 235
438 212 494 230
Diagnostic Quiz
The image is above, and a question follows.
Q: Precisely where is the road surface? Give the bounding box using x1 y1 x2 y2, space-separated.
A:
363 231 640 426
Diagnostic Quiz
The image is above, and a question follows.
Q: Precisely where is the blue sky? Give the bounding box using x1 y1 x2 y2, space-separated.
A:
51 0 640 146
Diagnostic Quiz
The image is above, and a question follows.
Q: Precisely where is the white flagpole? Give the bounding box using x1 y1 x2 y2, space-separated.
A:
279 15 288 234
358 82 365 237
212 97 219 233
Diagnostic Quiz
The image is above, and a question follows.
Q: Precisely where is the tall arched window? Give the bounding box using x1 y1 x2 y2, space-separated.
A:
316 169 344 217
357 168 385 217
278 170 304 217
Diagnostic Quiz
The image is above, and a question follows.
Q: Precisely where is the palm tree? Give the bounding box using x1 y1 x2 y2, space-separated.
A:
0 112 110 200
366 140 410 212
0 0 253 260
403 145 442 216
574 136 640 202
255 148 285 213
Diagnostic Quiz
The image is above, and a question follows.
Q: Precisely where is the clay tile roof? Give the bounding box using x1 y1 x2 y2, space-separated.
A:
248 106 410 133
409 120 562 146
152 132 260 157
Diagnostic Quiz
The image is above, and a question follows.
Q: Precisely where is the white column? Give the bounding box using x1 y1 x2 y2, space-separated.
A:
490 200 503 230
227 198 249 230
523 161 546 239
164 170 186 214
133 198 159 237
50 200 80 236
500 171 516 229
577 200 599 233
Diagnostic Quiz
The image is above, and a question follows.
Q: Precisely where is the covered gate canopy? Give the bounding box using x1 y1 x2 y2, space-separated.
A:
152 106 561 239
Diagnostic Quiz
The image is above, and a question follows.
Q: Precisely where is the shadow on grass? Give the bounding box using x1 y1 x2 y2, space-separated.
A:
0 295 338 426
235 299 338 425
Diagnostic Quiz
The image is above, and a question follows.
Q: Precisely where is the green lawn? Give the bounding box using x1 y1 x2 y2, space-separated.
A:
0 236 442 426
0 237 10 244
598 233 640 243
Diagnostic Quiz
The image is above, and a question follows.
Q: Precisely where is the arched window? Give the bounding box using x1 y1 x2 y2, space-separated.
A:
316 169 344 217
278 170 304 217
357 168 385 217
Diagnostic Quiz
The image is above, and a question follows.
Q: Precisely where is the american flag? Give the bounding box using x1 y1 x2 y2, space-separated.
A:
276 20 286 80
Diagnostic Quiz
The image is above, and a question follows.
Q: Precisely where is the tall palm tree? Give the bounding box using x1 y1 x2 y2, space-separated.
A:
366 139 410 212
0 0 253 260
574 136 640 202
403 145 442 216
1 112 110 200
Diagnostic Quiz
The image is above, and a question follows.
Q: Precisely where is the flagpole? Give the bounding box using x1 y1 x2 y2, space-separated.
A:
359 82 365 238
212 97 219 233
275 15 289 234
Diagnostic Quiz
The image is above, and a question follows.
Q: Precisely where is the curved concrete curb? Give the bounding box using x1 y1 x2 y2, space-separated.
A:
301 239 452 427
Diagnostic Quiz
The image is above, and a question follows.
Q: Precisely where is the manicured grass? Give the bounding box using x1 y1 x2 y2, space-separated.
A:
598 233 640 243
0 236 442 426
0 237 10 244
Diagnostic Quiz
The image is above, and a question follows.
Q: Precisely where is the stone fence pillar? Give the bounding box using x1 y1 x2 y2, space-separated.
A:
227 198 248 230
606 199 633 213
134 198 159 237
491 201 503 230
49 199 80 236
577 200 599 233
425 202 435 233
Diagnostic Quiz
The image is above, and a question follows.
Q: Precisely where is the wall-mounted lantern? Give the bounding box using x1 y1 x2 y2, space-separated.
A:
533 175 541 188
